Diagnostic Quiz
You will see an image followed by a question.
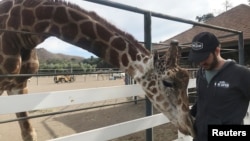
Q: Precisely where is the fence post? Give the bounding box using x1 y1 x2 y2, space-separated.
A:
144 11 153 141
238 32 244 65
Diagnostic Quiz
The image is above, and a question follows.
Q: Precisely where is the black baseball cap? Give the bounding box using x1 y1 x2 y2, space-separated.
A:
188 32 220 63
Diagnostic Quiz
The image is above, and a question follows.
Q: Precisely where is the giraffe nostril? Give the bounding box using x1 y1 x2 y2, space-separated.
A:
162 80 173 87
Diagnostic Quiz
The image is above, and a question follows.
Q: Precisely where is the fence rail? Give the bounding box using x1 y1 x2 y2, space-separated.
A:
0 85 144 114
50 113 169 141
3 78 249 141
0 79 197 141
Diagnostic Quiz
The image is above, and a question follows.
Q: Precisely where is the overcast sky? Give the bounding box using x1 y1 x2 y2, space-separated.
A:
37 0 249 58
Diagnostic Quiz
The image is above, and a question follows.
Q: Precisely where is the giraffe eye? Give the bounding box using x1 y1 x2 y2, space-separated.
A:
162 80 173 87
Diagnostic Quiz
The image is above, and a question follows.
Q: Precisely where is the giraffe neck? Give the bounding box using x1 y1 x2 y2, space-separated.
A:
1 0 152 78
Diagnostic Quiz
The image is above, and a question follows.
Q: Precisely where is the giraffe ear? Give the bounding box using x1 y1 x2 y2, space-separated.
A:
170 39 179 46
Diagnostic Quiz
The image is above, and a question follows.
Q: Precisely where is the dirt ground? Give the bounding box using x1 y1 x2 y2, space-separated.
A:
0 74 177 141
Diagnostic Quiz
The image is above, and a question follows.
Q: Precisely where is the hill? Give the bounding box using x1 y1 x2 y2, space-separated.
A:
36 48 85 62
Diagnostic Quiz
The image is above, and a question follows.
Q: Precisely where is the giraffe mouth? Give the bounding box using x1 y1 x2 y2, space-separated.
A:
162 80 173 87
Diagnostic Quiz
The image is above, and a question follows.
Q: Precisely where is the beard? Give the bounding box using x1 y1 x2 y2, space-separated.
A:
201 52 219 70
207 52 219 70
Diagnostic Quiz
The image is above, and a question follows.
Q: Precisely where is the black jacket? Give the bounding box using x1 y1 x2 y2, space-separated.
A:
190 61 250 141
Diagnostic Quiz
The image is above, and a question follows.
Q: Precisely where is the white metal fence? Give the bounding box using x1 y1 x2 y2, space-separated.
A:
0 79 196 141
1 79 249 141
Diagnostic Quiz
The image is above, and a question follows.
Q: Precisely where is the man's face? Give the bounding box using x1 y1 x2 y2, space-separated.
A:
198 52 218 70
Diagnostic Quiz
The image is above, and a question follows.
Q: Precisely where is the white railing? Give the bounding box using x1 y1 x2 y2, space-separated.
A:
6 78 246 141
0 85 144 114
0 84 172 141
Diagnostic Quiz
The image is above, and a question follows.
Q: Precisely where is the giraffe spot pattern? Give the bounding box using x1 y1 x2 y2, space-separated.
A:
136 54 141 61
8 6 21 29
155 103 161 110
20 61 38 74
96 24 113 42
23 0 40 7
121 53 129 67
34 21 50 33
147 81 156 89
128 44 137 61
54 6 68 24
80 21 97 40
136 78 141 83
76 37 92 50
2 34 19 55
4 57 21 74
14 0 22 5
0 1 12 13
163 102 169 108
69 9 84 22
152 88 157 93
48 24 61 35
109 49 120 68
127 66 135 77
62 23 78 41
146 92 154 100
92 41 108 58
0 15 8 27
111 37 126 51
35 6 54 20
156 94 164 102
143 57 148 64
22 9 35 26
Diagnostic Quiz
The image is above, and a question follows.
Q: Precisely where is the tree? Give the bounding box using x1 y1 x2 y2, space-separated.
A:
196 13 214 22
223 0 232 11
82 57 114 68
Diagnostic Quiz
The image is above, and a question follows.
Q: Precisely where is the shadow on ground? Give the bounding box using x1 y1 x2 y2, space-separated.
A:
49 100 177 141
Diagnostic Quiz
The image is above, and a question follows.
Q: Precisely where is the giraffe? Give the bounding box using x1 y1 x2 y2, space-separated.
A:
0 0 195 140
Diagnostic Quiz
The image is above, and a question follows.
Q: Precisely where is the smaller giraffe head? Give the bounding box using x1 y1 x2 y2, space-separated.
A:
140 40 195 137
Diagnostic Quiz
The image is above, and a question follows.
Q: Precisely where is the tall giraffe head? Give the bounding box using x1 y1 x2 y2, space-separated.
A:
137 40 195 137
0 0 194 140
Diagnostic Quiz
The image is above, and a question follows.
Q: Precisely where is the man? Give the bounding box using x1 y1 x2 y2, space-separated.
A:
188 32 250 141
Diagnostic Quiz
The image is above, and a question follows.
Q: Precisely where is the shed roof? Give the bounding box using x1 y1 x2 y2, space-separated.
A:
161 4 250 48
